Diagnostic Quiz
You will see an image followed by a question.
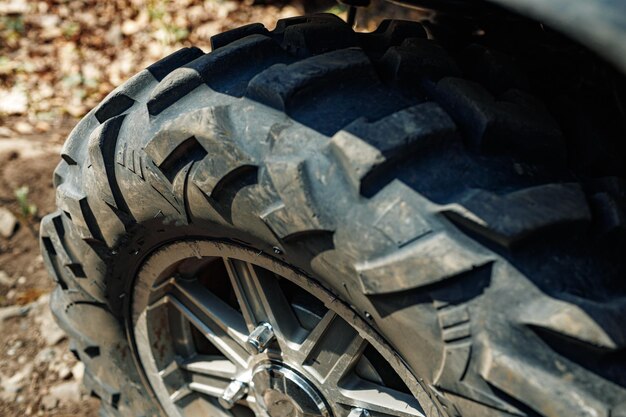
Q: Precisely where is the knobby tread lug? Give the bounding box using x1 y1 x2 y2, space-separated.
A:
358 20 427 55
147 67 203 116
345 181 494 294
246 48 377 111
146 46 205 81
262 159 334 239
155 136 207 182
339 102 457 196
442 183 591 247
460 43 530 95
520 295 626 350
191 34 292 96
148 35 292 116
357 231 493 294
205 164 258 203
281 21 357 56
56 185 105 242
426 76 564 160
61 113 99 167
88 114 134 218
40 216 68 289
479 340 611 417
273 13 346 34
94 93 136 123
210 22 269 50
591 192 626 234
379 38 461 85
145 105 234 170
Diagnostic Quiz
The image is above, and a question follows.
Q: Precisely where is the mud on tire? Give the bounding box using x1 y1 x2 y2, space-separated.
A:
40 13 626 417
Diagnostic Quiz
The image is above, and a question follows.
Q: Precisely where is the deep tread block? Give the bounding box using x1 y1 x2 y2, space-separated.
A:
94 93 136 123
192 157 255 200
480 341 611 417
188 34 292 97
282 21 357 56
379 38 461 84
146 47 204 81
88 115 133 217
145 106 230 169
359 20 427 55
262 160 333 239
427 77 564 159
40 219 67 289
147 67 203 116
157 136 207 182
56 185 104 242
357 231 493 294
443 183 591 247
345 102 456 157
210 23 269 50
61 113 99 167
521 295 626 350
591 192 626 234
273 13 346 34
330 102 456 195
247 48 376 111
460 44 530 94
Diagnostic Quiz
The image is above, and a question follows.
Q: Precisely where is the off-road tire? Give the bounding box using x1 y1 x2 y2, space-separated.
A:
40 13 626 417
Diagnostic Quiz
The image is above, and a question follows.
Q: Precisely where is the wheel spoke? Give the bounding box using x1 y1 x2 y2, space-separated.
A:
183 356 237 399
179 355 238 380
165 294 249 368
338 376 425 417
301 310 367 385
188 378 230 398
172 278 249 343
224 258 303 347
223 258 266 332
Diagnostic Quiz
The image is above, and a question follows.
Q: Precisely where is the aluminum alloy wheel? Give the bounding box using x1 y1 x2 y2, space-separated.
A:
131 240 437 417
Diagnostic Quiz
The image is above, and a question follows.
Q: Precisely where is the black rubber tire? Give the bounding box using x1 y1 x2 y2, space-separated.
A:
40 13 626 417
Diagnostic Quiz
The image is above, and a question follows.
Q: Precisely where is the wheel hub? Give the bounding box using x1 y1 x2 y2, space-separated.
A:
251 363 330 417
131 240 435 417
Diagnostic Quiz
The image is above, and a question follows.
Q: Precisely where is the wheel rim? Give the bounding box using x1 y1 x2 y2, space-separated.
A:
131 240 437 417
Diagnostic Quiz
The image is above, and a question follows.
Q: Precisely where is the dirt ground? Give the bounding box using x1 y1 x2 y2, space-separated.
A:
0 0 416 415
0 120 103 417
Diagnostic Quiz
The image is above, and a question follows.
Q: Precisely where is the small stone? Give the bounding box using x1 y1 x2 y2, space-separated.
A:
58 365 71 380
0 271 14 287
34 348 57 365
0 304 30 322
0 88 28 115
35 121 51 132
36 305 66 346
0 363 33 400
16 276 26 285
0 126 13 137
0 0 29 14
14 121 34 135
0 207 18 238
71 362 84 381
49 380 81 403
40 394 58 410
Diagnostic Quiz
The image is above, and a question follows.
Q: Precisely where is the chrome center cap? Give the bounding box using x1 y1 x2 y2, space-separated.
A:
251 363 330 417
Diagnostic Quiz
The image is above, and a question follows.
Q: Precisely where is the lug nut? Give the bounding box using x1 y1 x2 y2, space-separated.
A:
219 380 248 409
247 322 275 353
347 408 370 417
